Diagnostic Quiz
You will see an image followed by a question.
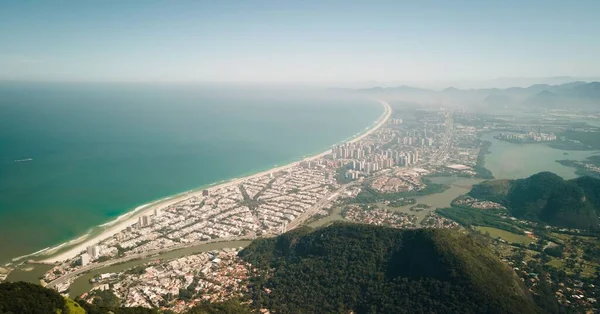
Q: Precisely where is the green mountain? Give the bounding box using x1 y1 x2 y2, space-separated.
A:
239 223 538 314
469 172 600 229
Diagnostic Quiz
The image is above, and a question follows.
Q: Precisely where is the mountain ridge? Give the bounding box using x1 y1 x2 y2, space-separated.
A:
347 81 600 109
469 172 600 229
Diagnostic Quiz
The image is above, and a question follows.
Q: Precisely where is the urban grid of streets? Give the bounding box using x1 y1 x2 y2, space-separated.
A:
42 101 389 289
41 102 494 310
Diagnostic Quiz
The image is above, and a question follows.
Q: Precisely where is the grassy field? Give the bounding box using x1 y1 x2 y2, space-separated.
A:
546 259 598 278
546 259 564 268
64 297 86 314
475 226 534 245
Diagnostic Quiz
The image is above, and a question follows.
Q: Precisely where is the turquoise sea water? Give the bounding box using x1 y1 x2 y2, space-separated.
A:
0 83 382 264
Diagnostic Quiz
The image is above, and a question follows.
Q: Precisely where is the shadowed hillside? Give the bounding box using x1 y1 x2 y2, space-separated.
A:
239 223 539 314
470 172 600 229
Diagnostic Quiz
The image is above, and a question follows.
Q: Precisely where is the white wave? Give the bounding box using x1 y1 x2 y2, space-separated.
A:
37 230 93 257
11 246 50 261
98 201 158 228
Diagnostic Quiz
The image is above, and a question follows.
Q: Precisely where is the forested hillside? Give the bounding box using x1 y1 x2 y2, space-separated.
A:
470 172 600 229
239 223 539 314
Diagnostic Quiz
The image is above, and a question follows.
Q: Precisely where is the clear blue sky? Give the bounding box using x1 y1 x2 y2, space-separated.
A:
1 0 599 83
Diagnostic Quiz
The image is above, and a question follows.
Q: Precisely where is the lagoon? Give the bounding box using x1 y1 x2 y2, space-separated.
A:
480 132 598 180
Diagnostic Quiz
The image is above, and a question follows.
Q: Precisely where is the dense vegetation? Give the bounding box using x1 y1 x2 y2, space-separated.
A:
557 156 600 179
0 282 250 314
560 130 600 150
185 300 252 314
334 163 353 184
469 172 600 229
436 207 524 234
0 281 70 314
474 140 494 179
239 223 539 314
354 179 448 203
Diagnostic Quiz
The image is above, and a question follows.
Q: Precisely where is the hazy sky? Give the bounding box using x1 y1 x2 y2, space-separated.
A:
1 0 599 83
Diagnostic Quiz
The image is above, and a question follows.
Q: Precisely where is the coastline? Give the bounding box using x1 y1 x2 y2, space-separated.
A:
33 100 391 264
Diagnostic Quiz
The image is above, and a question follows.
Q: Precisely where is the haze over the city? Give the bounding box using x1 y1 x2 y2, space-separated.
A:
2 1 600 313
1 0 599 87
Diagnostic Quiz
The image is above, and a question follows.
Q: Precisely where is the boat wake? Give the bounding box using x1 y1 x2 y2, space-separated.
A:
14 158 33 163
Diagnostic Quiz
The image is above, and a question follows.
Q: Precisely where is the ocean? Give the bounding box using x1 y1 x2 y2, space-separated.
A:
0 83 382 264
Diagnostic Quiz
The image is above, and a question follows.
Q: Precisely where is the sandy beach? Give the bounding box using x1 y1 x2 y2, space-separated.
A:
37 100 390 264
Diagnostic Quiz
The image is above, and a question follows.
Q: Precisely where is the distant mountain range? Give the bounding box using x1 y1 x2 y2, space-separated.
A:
347 81 600 109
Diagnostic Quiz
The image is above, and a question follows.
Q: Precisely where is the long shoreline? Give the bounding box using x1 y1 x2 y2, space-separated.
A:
30 100 390 264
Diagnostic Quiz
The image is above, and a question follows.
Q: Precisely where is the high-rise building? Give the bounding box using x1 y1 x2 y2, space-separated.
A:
407 152 414 165
87 245 100 260
139 215 152 228
399 155 407 166
80 253 90 266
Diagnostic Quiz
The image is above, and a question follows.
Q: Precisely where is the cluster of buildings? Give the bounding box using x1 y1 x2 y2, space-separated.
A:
46 164 341 290
440 124 482 171
497 132 557 142
370 176 416 193
342 205 418 229
419 212 460 229
452 196 507 210
331 141 422 180
399 136 434 147
341 206 459 230
83 248 251 312
499 243 598 313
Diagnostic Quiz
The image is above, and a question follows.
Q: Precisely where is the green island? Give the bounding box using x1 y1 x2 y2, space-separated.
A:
548 130 600 151
553 130 600 150
409 203 431 211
